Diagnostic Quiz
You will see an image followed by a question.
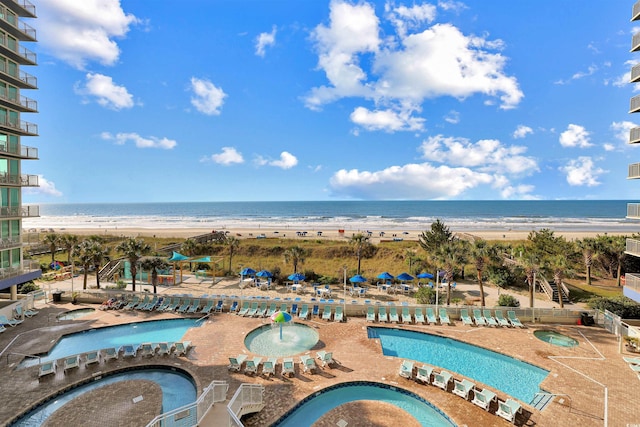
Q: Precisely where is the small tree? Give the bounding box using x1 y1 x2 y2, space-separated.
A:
283 246 309 273
116 238 151 292
225 236 240 275
43 233 59 264
141 257 170 293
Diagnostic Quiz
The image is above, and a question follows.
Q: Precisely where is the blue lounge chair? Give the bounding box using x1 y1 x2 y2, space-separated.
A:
15 305 38 318
399 360 414 379
494 309 511 327
426 308 438 324
471 388 497 411
416 365 433 384
157 342 174 356
177 298 192 313
439 308 452 325
507 310 525 328
256 302 268 317
334 306 344 322
414 308 425 324
460 308 474 326
63 354 80 372
433 370 453 391
122 344 139 358
282 358 295 377
262 357 277 377
290 303 299 316
483 309 498 327
247 302 259 317
103 347 119 361
452 378 475 400
123 296 139 310
187 299 201 313
228 354 248 372
316 351 335 368
38 361 56 378
300 354 317 374
401 307 412 324
266 302 277 317
378 306 389 323
366 306 376 322
473 309 487 326
140 343 158 357
322 305 332 320
84 350 100 366
496 398 522 423
298 304 309 319
174 341 191 357
389 306 399 323
312 304 320 317
0 314 22 327
237 301 250 316
244 356 262 375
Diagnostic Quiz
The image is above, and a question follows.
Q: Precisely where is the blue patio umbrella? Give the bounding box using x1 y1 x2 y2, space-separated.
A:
377 272 394 280
417 272 434 279
256 270 273 278
397 272 414 281
240 267 256 276
288 272 305 282
349 274 367 283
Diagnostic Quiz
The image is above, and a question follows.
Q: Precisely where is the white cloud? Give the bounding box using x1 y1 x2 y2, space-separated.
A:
611 120 637 144
499 184 537 199
36 0 138 69
603 143 615 151
75 73 134 110
305 0 523 131
512 124 533 139
190 77 227 115
444 110 460 124
559 124 592 148
208 147 244 165
101 132 176 149
255 26 277 57
23 176 62 197
330 163 493 199
270 152 298 169
419 134 538 175
559 156 606 186
350 106 425 132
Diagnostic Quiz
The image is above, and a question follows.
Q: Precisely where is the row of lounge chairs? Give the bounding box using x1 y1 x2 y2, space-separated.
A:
104 295 226 315
459 309 524 328
0 304 38 333
234 301 345 322
399 360 523 424
366 306 452 325
228 351 337 377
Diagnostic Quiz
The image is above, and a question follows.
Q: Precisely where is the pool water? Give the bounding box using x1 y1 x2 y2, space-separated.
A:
56 307 96 320
534 330 579 348
272 381 456 427
11 369 196 426
21 318 201 367
369 327 548 404
245 323 319 357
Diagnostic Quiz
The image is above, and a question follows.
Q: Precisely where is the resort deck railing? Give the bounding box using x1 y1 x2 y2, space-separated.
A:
145 380 228 427
227 383 266 426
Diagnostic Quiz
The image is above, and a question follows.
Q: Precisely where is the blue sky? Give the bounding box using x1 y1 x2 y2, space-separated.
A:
20 0 640 203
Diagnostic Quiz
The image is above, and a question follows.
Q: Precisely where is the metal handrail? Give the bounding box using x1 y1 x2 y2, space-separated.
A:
6 351 39 365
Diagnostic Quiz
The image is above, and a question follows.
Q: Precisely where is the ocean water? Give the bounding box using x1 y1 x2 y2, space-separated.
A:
22 200 640 233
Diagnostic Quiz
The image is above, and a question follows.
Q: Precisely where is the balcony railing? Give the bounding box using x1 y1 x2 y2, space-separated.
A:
0 205 38 218
0 173 37 186
634 1 640 21
633 64 640 83
629 163 640 178
0 87 37 111
0 60 36 88
0 9 35 40
0 143 38 159
631 127 640 144
0 116 37 135
0 32 35 64
633 32 640 53
626 238 640 257
627 203 640 219
631 95 640 113
626 273 640 292
7 0 35 18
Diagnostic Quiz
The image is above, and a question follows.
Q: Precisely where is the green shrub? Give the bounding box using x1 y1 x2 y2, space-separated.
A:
18 281 39 294
488 266 517 288
497 294 520 307
415 287 437 305
587 295 640 318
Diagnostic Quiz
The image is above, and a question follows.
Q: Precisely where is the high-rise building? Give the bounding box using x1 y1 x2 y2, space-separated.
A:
0 0 41 298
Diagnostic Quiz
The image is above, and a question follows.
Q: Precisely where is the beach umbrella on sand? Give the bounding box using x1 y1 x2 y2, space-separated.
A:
256 270 273 278
397 272 414 282
417 272 434 279
271 310 293 339
349 274 367 284
241 267 256 276
377 272 394 280
288 272 305 282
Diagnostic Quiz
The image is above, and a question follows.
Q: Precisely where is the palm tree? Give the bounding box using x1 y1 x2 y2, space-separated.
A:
522 255 539 308
59 234 79 264
419 219 453 254
431 240 467 306
43 233 59 264
116 238 151 292
578 237 597 286
225 236 240 275
141 257 169 293
90 241 110 289
471 239 490 307
350 233 372 275
77 241 94 290
608 235 628 287
283 246 309 273
181 238 198 256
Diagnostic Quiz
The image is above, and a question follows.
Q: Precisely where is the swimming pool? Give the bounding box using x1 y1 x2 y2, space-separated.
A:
11 368 196 426
21 318 201 367
369 327 548 403
271 381 456 427
244 323 319 357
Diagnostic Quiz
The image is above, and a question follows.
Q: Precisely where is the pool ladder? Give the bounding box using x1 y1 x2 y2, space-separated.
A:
531 392 572 412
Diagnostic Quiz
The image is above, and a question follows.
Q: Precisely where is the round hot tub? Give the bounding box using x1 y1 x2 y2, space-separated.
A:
534 330 578 348
245 322 319 357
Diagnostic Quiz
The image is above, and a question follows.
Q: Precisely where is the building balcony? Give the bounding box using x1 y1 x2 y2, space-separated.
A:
0 205 38 218
628 203 640 219
632 64 640 83
0 10 36 41
4 0 36 19
0 261 41 292
626 238 640 257
0 61 36 89
631 127 640 144
631 95 640 113
0 173 37 187
633 32 640 53
0 116 37 136
0 88 36 112
0 142 37 159
0 32 35 65
634 1 640 21
629 162 640 179
624 273 640 303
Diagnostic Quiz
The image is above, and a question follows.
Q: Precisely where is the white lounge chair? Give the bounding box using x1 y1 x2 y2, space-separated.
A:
300 354 317 374
624 356 640 364
244 357 262 375
433 370 453 391
416 365 433 384
452 378 475 400
494 310 511 327
507 311 525 328
262 357 277 377
439 308 452 325
38 361 56 378
84 350 100 366
401 307 412 324
316 350 335 368
414 308 425 324
378 306 389 323
63 354 80 372
389 306 399 323
322 305 333 321
483 309 498 327
334 306 344 322
473 309 487 326
15 305 38 318
122 344 139 358
399 360 414 379
157 342 174 356
103 347 119 361
426 308 438 325
228 354 248 371
471 388 497 411
460 308 474 326
366 306 376 322
140 342 158 357
298 304 309 319
282 358 295 377
496 398 522 424
237 301 250 316
174 341 192 357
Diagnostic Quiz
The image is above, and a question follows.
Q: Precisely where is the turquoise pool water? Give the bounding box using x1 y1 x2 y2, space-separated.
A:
534 330 579 348
11 369 196 426
56 307 95 320
21 318 200 367
272 381 456 427
369 327 548 403
244 323 319 357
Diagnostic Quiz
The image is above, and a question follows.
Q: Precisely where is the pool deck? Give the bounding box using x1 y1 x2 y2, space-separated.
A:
0 300 638 427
